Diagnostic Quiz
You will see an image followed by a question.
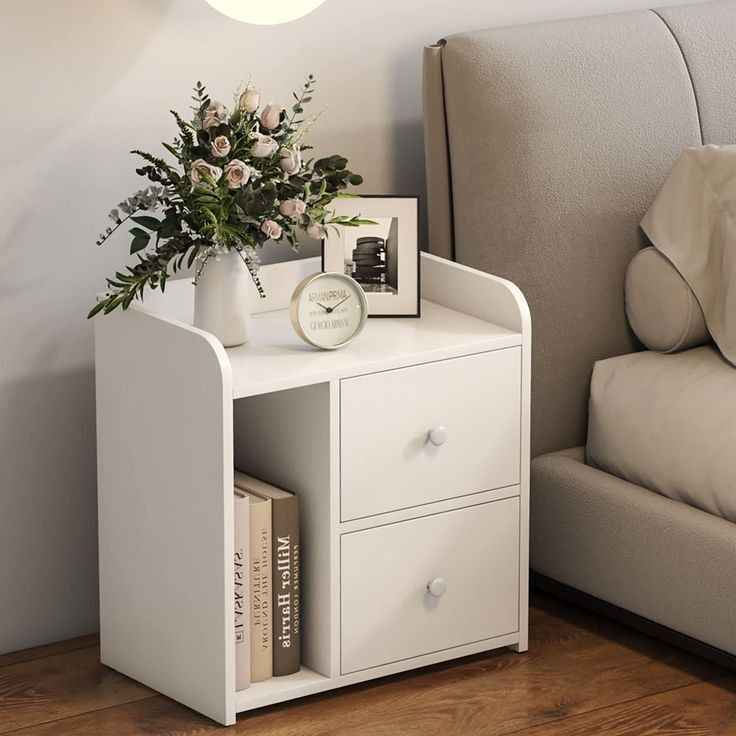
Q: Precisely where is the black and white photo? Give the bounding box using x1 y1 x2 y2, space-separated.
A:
322 196 419 317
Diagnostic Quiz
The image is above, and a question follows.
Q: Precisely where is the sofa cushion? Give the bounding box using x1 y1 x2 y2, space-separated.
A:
587 345 736 522
625 246 710 353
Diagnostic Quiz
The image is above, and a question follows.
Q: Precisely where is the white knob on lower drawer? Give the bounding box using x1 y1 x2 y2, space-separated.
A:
427 578 448 598
428 426 447 446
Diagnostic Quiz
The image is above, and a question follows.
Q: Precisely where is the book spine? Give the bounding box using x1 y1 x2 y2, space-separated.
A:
234 494 250 691
250 501 272 682
272 495 300 676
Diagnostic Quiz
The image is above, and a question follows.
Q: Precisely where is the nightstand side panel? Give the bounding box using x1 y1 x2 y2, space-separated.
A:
95 308 236 725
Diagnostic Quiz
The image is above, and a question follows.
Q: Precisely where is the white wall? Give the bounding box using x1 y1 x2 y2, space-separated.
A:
0 0 704 652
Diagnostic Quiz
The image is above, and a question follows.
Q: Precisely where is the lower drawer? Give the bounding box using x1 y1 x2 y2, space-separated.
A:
340 497 520 674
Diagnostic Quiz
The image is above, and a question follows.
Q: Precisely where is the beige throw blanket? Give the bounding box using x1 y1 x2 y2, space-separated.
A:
641 144 736 365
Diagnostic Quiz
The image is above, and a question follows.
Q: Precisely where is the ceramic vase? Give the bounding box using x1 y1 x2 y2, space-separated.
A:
193 249 252 347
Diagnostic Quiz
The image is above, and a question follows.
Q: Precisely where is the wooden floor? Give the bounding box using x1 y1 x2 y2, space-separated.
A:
2 592 735 735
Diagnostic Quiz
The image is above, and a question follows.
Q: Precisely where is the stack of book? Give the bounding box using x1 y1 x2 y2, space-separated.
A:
233 471 301 691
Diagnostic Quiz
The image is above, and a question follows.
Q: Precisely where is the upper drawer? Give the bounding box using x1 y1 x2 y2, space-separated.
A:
340 348 521 521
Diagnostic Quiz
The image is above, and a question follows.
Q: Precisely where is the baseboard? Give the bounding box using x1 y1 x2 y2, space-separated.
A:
530 572 736 671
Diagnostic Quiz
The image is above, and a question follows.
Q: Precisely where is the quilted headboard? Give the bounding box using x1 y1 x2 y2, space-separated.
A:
423 1 736 457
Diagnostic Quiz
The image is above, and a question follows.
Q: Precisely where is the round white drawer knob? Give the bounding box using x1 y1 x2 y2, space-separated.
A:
427 578 448 598
428 426 447 446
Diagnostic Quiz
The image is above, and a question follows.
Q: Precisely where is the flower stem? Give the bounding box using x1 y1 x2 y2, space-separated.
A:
97 210 139 246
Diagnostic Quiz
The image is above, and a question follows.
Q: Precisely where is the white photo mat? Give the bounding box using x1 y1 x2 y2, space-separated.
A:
322 196 420 317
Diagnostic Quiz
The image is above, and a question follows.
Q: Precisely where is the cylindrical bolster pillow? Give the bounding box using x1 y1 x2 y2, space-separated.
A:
625 247 710 353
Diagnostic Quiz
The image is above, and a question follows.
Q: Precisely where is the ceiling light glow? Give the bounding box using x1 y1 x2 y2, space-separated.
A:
203 0 328 25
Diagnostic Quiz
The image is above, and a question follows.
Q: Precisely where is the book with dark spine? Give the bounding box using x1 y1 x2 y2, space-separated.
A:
235 471 300 677
233 491 251 691
239 489 272 682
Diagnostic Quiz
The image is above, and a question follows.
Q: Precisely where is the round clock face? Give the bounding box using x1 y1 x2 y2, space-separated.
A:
290 272 368 350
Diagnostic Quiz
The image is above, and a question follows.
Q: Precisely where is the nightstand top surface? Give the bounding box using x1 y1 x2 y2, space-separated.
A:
226 299 519 398
128 253 528 399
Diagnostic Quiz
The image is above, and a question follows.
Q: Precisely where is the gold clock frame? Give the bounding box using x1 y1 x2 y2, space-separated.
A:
289 272 369 350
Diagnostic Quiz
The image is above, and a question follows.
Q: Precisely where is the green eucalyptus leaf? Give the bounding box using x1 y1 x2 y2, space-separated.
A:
201 206 218 225
158 221 176 239
130 238 149 255
131 216 161 231
162 142 181 160
103 293 126 314
87 300 107 319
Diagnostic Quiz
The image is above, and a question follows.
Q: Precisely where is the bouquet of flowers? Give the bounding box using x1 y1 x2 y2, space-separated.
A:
89 75 369 318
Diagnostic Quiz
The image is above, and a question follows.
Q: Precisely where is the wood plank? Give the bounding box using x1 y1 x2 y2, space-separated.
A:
527 592 638 647
509 677 736 735
0 636 98 670
0 646 152 733
222 636 720 736
3 594 725 736
2 696 208 736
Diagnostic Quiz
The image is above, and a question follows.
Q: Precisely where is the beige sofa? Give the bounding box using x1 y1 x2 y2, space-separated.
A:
423 1 736 663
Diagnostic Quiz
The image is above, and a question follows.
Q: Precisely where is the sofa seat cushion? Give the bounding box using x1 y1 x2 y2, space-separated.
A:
587 345 736 522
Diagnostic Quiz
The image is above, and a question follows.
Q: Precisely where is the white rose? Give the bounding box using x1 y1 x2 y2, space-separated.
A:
279 199 307 219
250 133 279 158
279 148 302 175
306 223 326 240
260 102 282 131
202 100 228 130
261 219 283 240
189 158 223 187
224 159 251 189
239 85 262 113
210 135 231 158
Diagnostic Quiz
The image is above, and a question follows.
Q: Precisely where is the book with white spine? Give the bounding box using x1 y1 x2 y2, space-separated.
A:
234 491 250 690
237 488 273 682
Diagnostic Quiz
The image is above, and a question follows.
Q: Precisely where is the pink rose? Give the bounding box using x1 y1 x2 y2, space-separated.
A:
251 133 279 158
188 158 223 187
306 223 326 239
224 159 251 189
261 219 283 240
279 199 307 219
260 102 282 131
279 148 301 175
202 100 228 131
239 85 262 114
210 135 231 158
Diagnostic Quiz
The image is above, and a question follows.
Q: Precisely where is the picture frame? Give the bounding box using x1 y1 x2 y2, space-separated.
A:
321 195 420 318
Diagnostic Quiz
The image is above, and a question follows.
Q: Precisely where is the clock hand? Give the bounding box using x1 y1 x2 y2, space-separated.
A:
315 302 331 312
331 295 351 310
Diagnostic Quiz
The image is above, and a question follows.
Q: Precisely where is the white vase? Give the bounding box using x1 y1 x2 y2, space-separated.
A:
193 249 252 348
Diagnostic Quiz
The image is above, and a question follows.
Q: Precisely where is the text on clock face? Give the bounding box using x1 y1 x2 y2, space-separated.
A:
308 288 349 303
310 316 351 332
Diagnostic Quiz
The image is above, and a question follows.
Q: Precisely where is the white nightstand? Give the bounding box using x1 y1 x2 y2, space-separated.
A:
94 252 531 725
